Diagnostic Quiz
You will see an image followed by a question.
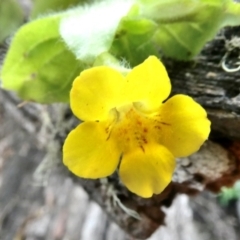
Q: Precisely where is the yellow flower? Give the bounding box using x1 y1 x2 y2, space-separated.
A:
63 56 211 198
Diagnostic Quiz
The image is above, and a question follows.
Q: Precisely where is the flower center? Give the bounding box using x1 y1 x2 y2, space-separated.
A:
110 104 157 153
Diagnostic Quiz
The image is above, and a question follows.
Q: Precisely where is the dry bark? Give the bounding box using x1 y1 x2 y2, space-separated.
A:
165 27 240 140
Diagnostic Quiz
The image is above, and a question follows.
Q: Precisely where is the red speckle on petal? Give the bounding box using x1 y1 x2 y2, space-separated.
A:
140 145 145 153
137 121 142 126
143 138 148 144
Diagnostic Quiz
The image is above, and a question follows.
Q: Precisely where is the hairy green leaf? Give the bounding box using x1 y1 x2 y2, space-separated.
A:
111 0 240 61
143 0 240 60
59 0 135 64
110 5 159 66
1 14 83 103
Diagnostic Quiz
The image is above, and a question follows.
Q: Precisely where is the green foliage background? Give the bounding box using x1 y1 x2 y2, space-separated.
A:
1 0 240 103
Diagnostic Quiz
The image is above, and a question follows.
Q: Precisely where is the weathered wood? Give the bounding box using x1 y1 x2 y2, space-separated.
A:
165 27 240 139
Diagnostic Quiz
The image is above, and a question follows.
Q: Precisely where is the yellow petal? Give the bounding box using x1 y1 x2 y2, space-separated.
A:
71 66 125 121
119 143 175 198
156 94 211 157
125 56 171 112
63 121 121 178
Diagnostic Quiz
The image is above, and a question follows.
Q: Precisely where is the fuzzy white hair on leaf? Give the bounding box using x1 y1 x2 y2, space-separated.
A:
60 0 135 64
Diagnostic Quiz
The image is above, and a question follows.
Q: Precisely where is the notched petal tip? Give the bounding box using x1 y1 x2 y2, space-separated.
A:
157 94 211 157
125 55 171 112
63 121 121 179
70 66 126 121
119 143 175 198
